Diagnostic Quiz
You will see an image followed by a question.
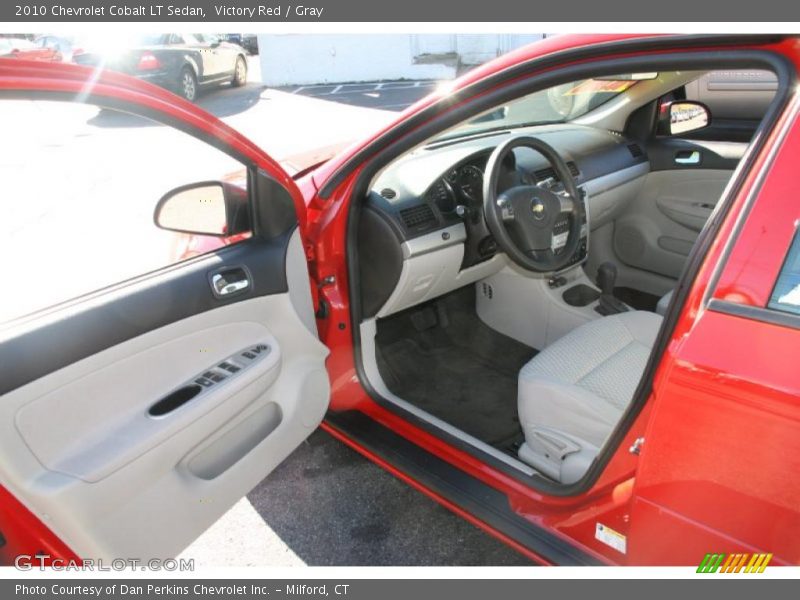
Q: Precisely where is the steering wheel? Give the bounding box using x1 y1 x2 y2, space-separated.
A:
483 136 584 273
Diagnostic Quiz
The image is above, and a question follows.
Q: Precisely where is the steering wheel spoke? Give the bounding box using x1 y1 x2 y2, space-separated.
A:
558 193 575 214
527 248 555 263
496 193 516 221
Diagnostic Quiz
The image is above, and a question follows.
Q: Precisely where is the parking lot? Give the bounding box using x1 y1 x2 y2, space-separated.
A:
1 56 529 566
279 80 440 111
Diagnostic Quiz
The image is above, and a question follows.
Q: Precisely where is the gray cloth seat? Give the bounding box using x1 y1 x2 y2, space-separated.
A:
516 310 663 483
656 289 673 316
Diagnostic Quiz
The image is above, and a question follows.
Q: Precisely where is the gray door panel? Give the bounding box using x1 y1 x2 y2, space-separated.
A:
0 231 330 560
612 169 732 280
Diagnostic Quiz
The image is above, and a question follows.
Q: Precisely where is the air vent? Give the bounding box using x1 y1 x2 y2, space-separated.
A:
399 204 437 231
627 143 644 158
567 161 580 177
481 282 494 300
533 161 579 182
380 188 397 199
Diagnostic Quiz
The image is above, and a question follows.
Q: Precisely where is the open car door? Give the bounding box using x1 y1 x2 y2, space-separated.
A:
0 61 329 561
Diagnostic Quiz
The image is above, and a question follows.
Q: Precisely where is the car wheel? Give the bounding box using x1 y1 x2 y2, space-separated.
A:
232 56 247 87
179 67 198 102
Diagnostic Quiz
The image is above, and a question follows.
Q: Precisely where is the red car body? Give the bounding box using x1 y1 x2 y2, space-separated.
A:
1 33 799 566
0 37 62 62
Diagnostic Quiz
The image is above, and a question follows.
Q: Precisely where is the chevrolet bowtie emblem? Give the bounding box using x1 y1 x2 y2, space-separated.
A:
531 198 546 219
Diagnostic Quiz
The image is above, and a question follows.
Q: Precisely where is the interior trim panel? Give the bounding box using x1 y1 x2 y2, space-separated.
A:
0 282 329 559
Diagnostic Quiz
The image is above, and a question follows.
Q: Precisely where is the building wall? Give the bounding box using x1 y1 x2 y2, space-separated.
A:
257 34 544 87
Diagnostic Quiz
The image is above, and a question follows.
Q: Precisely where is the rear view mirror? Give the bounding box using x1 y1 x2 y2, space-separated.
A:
154 181 249 236
666 101 710 135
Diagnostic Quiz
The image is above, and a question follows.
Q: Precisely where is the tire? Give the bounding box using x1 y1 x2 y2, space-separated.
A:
178 67 198 102
232 56 247 87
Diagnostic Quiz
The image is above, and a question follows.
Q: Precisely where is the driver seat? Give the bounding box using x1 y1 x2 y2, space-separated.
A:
516 311 662 483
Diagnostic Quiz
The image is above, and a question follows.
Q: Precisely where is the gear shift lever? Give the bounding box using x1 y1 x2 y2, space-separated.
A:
596 262 617 296
595 261 629 316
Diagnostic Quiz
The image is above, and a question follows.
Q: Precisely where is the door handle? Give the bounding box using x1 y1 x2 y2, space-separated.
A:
675 150 701 165
210 267 251 297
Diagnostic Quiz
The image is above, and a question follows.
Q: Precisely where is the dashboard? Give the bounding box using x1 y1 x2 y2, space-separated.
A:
357 123 651 319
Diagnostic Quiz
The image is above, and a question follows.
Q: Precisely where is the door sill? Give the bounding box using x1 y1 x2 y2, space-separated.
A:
323 410 603 566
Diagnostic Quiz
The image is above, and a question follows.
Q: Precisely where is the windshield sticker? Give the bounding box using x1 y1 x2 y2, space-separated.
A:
566 80 637 95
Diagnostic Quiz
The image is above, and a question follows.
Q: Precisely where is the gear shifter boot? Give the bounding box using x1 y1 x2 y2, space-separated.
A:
596 294 630 316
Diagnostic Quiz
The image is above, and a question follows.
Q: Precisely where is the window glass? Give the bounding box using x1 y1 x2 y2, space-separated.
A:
768 231 800 316
432 74 656 142
0 99 249 323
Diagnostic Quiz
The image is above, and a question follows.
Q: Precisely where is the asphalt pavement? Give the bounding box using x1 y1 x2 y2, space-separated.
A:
278 80 439 111
182 430 531 566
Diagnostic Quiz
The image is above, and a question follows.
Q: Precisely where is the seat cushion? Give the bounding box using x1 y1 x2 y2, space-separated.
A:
518 311 663 448
656 289 673 316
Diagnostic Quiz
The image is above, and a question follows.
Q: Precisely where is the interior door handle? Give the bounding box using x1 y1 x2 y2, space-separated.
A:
211 268 250 297
675 150 701 165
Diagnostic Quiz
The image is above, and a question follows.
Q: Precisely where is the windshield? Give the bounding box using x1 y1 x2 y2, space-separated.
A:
433 75 654 142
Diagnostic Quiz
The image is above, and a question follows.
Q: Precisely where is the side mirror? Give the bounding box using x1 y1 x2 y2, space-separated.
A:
663 101 710 135
154 181 249 237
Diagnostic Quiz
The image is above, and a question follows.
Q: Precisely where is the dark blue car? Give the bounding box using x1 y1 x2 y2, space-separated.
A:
73 33 248 102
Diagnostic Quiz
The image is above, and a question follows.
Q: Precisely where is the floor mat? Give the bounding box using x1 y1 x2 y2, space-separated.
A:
375 287 537 449
613 286 661 312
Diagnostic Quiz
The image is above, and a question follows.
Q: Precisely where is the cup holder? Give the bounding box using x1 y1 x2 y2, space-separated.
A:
562 284 601 307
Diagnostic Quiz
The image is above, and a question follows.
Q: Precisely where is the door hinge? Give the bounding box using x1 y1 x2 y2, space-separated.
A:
629 437 645 456
315 298 329 319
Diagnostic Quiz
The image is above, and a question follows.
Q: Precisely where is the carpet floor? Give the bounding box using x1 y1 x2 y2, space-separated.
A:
375 287 537 449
